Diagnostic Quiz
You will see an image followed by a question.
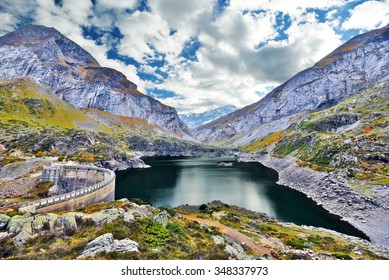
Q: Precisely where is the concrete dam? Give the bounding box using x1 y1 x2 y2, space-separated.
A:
20 164 116 213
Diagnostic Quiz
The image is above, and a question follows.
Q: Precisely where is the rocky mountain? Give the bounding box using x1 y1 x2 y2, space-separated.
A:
179 105 237 128
194 24 389 143
0 25 191 138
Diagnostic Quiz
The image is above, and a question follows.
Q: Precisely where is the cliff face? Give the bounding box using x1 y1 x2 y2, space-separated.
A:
0 25 191 138
194 24 389 143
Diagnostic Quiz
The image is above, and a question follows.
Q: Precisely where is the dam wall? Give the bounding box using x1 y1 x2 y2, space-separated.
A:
20 165 116 213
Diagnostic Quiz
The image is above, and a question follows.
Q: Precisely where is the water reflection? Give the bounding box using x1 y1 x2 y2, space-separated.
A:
116 156 368 239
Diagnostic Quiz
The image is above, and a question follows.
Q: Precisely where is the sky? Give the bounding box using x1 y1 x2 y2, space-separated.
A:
0 0 388 114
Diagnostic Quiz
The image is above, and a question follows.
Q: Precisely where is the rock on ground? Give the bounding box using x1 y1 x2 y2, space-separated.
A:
78 233 139 258
0 214 10 230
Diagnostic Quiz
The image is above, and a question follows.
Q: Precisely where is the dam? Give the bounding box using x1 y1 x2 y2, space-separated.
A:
19 164 116 213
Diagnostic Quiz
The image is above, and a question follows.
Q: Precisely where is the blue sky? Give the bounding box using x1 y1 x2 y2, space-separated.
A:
0 0 388 113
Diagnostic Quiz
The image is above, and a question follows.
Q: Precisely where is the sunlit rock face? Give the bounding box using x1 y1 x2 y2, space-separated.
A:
0 25 191 137
195 24 389 143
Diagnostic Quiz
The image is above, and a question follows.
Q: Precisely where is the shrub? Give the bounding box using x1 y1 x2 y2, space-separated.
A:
35 151 45 157
199 204 208 211
285 238 309 250
57 155 65 162
167 222 186 236
332 252 353 260
141 221 170 247
158 207 176 217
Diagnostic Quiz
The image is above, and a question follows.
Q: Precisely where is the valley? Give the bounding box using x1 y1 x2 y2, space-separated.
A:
0 23 388 259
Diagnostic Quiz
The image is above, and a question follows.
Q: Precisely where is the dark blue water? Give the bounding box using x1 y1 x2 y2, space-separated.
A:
116 156 368 239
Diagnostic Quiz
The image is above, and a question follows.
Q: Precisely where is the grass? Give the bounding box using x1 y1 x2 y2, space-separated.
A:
242 131 285 152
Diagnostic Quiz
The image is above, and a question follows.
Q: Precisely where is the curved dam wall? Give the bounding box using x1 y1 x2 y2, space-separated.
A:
20 165 116 213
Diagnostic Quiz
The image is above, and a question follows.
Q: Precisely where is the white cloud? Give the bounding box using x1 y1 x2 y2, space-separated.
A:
342 0 389 30
0 12 16 34
229 0 348 17
0 0 384 114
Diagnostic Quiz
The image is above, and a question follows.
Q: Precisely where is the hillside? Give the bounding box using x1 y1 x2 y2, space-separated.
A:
239 81 389 247
0 200 387 260
194 24 389 143
0 78 222 173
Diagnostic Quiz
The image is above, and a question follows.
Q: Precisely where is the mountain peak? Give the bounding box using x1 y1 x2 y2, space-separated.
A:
195 24 389 143
0 25 191 137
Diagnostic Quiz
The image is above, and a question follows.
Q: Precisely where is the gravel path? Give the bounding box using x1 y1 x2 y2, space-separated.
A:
178 212 273 256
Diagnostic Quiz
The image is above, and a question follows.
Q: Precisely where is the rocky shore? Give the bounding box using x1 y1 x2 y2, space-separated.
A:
238 153 389 250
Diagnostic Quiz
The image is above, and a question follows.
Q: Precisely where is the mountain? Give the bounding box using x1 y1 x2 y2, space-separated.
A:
0 25 191 138
179 105 237 128
194 24 389 143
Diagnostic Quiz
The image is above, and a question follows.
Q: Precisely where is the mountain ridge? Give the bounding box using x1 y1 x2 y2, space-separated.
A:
179 105 237 128
0 25 192 139
194 24 389 143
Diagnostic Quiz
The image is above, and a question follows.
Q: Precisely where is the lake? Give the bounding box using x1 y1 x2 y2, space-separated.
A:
116 156 368 239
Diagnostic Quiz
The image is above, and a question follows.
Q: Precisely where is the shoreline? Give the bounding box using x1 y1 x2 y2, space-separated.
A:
238 153 389 250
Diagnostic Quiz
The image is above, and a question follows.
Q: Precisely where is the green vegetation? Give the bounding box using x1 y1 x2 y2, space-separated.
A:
252 84 389 188
0 200 387 260
242 131 284 153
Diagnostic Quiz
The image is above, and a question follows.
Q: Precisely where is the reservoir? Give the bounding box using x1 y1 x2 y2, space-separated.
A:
116 156 368 239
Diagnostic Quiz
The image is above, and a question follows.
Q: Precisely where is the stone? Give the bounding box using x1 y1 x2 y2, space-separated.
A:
224 243 253 260
121 212 135 224
153 211 170 227
78 233 139 258
0 232 9 239
13 230 33 247
211 235 225 245
32 215 48 231
0 214 10 230
55 213 77 229
88 208 122 226
45 213 59 230
113 238 139 253
131 205 153 218
353 247 362 255
7 215 33 234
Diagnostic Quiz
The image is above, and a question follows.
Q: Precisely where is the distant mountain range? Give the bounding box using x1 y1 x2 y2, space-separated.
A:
179 105 237 128
0 25 191 139
194 24 389 143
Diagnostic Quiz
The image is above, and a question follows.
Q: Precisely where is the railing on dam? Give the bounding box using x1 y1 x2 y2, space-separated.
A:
1 165 116 211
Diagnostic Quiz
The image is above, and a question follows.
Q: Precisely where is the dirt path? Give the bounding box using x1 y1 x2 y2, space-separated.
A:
178 212 272 257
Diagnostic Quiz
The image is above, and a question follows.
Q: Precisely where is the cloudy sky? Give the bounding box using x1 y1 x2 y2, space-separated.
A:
0 0 388 113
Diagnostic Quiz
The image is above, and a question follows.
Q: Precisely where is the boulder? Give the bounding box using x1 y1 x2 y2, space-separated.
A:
13 230 33 247
212 235 225 245
224 243 254 260
78 233 139 258
131 205 153 218
55 213 77 229
153 211 170 227
45 213 59 230
7 215 33 234
121 212 135 224
0 214 10 230
88 208 123 226
32 215 48 231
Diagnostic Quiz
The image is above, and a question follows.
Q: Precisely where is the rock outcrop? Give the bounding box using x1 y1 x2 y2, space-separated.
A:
0 25 191 138
195 24 389 143
78 233 139 258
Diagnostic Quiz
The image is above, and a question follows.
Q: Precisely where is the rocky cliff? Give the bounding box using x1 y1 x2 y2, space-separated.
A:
0 25 191 138
194 24 389 143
